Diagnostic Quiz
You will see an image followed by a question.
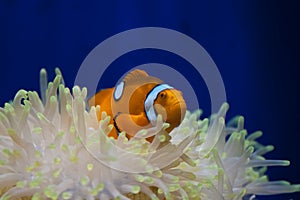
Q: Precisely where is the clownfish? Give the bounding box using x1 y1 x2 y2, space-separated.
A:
88 69 186 142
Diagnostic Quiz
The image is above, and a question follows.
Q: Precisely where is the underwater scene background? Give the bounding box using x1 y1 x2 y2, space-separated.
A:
0 1 299 199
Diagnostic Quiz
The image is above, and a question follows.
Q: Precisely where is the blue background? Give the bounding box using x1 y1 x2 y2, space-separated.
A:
0 1 299 199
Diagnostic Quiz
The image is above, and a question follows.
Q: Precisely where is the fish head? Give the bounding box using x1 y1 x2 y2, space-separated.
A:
154 89 186 129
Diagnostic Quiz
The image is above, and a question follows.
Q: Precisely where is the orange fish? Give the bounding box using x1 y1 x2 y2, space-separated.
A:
88 69 186 142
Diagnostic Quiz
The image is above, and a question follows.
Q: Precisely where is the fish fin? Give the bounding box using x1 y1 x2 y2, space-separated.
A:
123 69 149 82
115 112 151 138
107 128 119 139
88 88 113 107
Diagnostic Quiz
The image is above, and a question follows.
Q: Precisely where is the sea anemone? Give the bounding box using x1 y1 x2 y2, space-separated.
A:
0 68 299 200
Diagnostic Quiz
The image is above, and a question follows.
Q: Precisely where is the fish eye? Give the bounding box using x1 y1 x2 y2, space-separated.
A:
159 92 167 99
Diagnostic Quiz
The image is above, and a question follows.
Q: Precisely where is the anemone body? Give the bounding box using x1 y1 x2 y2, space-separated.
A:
0 69 299 200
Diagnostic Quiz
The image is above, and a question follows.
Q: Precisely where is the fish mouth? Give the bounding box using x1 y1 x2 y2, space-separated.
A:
172 100 186 106
172 102 180 107
171 101 187 112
